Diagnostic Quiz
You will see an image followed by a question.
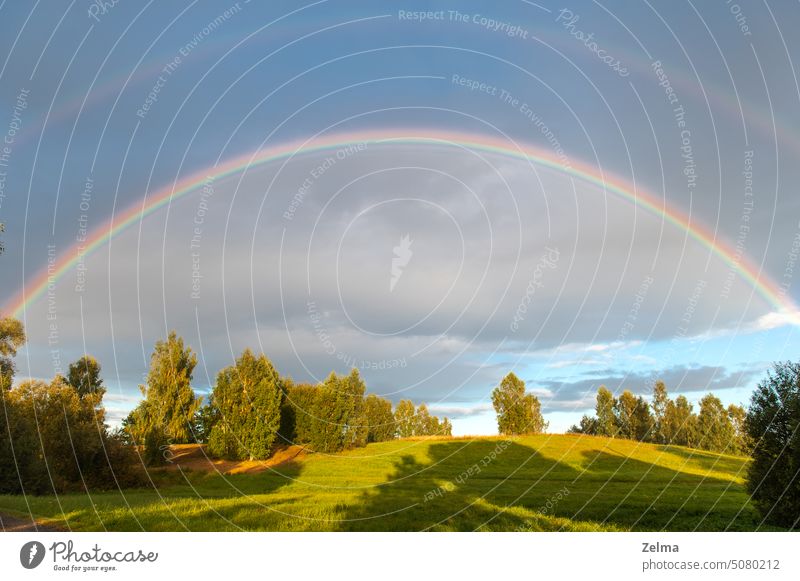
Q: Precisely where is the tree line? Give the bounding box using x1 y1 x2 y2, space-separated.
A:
567 381 750 455
120 333 452 464
1 325 453 491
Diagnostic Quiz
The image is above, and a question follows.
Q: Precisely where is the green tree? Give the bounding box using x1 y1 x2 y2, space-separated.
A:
0 318 25 391
67 355 105 398
310 369 367 452
191 404 218 444
492 372 526 435
595 386 617 437
632 396 654 442
662 395 697 447
131 332 201 463
415 403 435 436
523 392 548 434
652 381 669 443
491 372 547 435
727 404 750 455
568 415 598 435
279 381 318 445
1 376 141 494
207 349 284 460
364 394 395 443
440 417 453 436
394 399 416 438
696 393 734 452
745 361 800 527
614 390 639 439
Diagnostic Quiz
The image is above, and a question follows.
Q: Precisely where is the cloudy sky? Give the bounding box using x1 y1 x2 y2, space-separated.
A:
1 1 799 433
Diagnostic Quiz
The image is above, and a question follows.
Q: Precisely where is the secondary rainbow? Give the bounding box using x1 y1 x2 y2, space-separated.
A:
5 128 799 323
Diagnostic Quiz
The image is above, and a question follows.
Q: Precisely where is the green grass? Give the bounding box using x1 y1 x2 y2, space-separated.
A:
0 434 767 531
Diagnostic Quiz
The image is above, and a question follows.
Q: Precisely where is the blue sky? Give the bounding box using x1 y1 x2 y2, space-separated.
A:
1 1 799 434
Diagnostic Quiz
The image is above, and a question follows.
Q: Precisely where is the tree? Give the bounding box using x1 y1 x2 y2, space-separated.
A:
310 369 367 452
1 375 142 494
492 373 526 435
614 391 639 439
279 381 318 445
652 381 669 443
67 355 105 398
568 415 598 435
595 386 617 437
415 403 436 436
523 392 548 434
491 372 547 435
207 349 284 460
728 404 750 455
632 396 654 442
662 395 697 447
440 417 453 437
696 393 734 452
394 399 416 438
745 361 800 527
0 318 25 391
130 332 201 463
364 394 395 443
192 404 218 444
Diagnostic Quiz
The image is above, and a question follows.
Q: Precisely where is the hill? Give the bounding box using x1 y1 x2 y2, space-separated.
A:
0 434 765 531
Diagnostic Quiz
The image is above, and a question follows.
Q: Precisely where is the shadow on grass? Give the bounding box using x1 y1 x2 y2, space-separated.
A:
339 440 761 531
568 450 759 531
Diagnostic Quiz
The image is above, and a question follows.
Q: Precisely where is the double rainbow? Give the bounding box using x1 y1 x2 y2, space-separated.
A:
5 129 799 323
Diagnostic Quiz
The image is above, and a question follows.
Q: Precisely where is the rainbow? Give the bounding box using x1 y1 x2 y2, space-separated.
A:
5 128 799 323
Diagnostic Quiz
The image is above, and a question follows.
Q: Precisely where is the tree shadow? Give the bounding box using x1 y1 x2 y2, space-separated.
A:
339 440 588 531
338 439 761 531
564 449 758 531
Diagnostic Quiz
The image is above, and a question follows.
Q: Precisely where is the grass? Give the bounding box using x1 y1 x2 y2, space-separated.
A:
0 434 768 531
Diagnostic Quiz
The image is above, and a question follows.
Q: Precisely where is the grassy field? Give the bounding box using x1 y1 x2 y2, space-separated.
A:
0 434 767 531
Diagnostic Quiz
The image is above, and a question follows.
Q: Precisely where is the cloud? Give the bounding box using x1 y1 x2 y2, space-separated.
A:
532 363 765 412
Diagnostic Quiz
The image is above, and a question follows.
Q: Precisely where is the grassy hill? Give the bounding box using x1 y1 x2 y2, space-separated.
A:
0 434 766 531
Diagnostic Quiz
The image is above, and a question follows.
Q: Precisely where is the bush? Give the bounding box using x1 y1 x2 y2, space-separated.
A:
746 361 800 528
0 377 145 494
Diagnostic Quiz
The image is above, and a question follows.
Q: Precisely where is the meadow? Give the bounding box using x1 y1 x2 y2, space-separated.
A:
0 434 767 532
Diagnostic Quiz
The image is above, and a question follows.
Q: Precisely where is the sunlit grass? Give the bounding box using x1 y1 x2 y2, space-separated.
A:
0 434 764 531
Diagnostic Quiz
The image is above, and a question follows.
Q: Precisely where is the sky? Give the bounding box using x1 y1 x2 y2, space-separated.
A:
1 0 799 434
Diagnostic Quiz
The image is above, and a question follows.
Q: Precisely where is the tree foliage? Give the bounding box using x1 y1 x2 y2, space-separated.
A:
67 355 105 398
394 399 416 438
364 394 395 443
207 349 284 460
279 381 319 445
310 369 367 453
126 332 201 464
745 361 800 528
491 372 547 435
696 394 734 452
595 386 616 437
0 318 25 391
1 376 142 494
652 381 669 443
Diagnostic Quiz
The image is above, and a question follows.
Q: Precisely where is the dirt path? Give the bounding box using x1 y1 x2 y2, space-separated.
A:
164 443 308 474
0 512 62 532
